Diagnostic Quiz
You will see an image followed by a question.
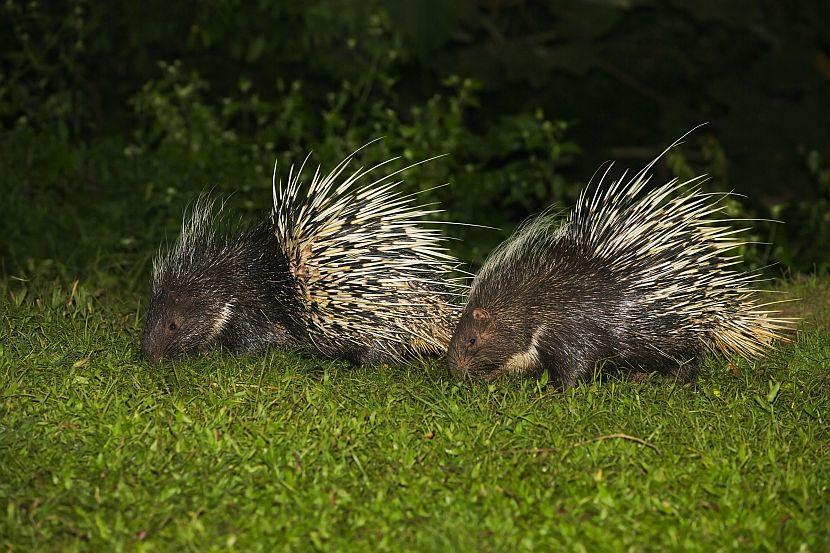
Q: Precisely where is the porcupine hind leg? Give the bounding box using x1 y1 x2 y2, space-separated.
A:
622 356 700 384
643 315 704 383
633 342 702 384
354 347 388 366
342 341 402 367
670 352 702 384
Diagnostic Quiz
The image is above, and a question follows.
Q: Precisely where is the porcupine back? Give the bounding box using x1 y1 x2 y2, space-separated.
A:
452 137 794 384
567 154 789 360
271 148 465 362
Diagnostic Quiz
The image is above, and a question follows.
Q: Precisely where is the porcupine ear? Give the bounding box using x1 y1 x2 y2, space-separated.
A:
472 307 490 322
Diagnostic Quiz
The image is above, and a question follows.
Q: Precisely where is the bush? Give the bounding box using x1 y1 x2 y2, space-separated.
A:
1 1 828 278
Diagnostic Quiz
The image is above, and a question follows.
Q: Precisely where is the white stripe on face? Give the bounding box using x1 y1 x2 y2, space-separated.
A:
499 325 546 376
207 300 235 342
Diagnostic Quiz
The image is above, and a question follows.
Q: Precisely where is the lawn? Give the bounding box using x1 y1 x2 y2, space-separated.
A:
1 273 828 551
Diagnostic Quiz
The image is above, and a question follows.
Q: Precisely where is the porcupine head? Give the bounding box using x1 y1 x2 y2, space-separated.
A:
447 277 539 381
141 200 301 363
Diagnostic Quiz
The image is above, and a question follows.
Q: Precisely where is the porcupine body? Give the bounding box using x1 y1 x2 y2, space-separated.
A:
141 147 463 364
447 135 794 387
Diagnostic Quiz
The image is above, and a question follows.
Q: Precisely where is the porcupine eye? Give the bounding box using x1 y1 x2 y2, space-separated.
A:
464 336 479 354
165 315 183 336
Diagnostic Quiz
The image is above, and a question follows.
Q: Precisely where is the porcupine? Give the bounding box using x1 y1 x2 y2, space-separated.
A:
141 146 464 364
447 133 795 387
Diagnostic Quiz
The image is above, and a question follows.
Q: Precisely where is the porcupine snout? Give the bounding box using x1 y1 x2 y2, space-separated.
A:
140 322 164 364
447 352 469 378
446 333 474 379
141 341 161 364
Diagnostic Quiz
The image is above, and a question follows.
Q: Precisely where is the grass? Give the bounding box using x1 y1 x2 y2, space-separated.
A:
1 274 829 552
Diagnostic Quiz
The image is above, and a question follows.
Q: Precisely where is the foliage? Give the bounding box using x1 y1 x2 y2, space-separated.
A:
2 1 829 274
774 151 830 271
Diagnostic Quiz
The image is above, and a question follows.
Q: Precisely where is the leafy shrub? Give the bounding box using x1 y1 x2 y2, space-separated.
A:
1 0 828 281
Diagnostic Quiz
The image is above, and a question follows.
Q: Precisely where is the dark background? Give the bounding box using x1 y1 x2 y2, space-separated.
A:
2 0 829 287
